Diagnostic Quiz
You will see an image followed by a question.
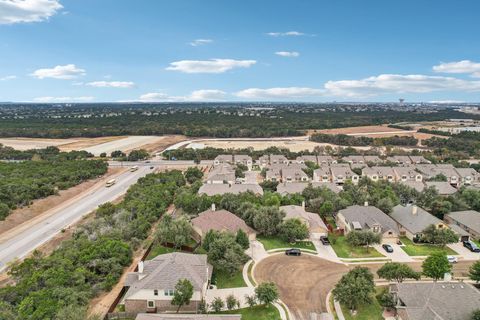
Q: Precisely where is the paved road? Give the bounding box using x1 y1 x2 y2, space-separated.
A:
254 254 476 320
0 166 152 272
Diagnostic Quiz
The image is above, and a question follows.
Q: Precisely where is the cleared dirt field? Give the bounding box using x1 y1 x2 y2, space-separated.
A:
311 125 441 140
0 137 82 150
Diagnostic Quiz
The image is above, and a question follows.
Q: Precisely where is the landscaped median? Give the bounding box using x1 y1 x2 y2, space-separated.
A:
329 235 384 259
399 237 457 256
257 235 317 253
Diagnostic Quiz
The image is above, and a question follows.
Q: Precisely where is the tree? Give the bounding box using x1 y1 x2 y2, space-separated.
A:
377 262 420 283
235 229 250 250
210 297 224 312
278 218 309 242
127 149 149 161
255 282 279 306
252 206 285 236
430 200 452 219
417 186 439 209
99 152 107 158
207 233 249 275
245 294 257 308
156 215 193 249
110 150 125 158
235 164 248 178
332 267 375 311
472 310 480 320
171 279 194 313
422 252 452 281
198 300 208 314
226 294 239 310
377 197 394 214
345 230 381 251
319 201 334 218
202 230 221 252
420 224 458 247
469 261 480 283
376 288 395 310
184 167 203 184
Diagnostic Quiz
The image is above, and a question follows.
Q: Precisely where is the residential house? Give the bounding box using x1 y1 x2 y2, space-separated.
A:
336 204 400 243
417 164 460 187
444 210 480 240
233 155 253 170
330 164 359 185
409 156 431 164
213 155 233 166
281 167 309 183
296 155 318 164
424 181 458 195
205 164 235 184
276 182 340 196
362 166 396 182
363 155 383 165
192 207 256 241
265 168 282 182
270 154 289 165
393 166 423 182
390 282 480 320
123 253 212 314
257 155 270 168
455 167 480 185
313 167 331 183
280 204 328 236
390 205 448 241
342 155 365 165
317 155 337 165
198 183 263 196
387 155 412 165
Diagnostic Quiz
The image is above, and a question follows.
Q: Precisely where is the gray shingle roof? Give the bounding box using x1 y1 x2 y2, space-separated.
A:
447 210 480 234
338 205 399 234
390 205 443 234
280 205 328 231
192 209 255 235
276 182 340 195
198 183 263 196
425 181 458 195
125 253 211 299
392 282 480 320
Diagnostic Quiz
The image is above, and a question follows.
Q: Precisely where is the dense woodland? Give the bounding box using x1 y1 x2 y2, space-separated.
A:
0 104 474 138
0 170 185 320
310 133 418 146
0 146 106 220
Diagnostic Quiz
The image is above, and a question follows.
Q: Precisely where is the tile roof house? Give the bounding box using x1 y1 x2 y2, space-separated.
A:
198 183 263 196
336 204 400 243
444 210 480 240
191 208 256 240
123 253 212 314
276 182 340 195
390 282 480 320
280 205 328 236
390 205 448 241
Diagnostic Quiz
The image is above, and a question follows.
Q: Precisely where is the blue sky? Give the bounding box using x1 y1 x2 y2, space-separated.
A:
1 0 480 102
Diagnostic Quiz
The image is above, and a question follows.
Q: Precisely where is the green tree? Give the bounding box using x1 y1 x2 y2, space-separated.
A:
377 262 420 283
184 167 204 184
235 229 250 250
252 206 285 236
202 230 221 252
245 294 257 308
376 288 395 310
422 252 452 281
171 279 194 313
156 215 193 249
319 201 334 218
207 233 249 275
278 218 309 242
127 149 149 161
332 267 375 311
210 297 225 312
421 224 458 247
471 310 480 320
99 152 107 158
469 261 480 283
346 230 381 251
226 294 239 310
255 282 279 305
377 197 394 214
110 150 125 158
417 186 439 209
430 200 452 219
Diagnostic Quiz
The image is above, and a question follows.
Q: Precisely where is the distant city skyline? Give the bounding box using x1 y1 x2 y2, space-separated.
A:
1 0 480 103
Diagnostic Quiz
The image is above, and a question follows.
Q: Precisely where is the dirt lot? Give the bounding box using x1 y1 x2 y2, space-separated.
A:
254 254 475 320
0 137 82 150
58 136 124 151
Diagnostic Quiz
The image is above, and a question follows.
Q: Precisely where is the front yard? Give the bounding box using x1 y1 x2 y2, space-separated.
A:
219 304 281 320
333 287 384 320
257 235 316 252
211 268 247 288
330 235 384 258
399 237 458 256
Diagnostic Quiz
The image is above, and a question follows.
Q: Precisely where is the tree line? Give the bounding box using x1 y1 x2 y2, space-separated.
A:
310 133 418 146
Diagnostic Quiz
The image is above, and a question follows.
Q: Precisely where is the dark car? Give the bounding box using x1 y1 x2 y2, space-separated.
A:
285 248 301 256
320 236 330 245
150 166 154 169
382 244 394 253
463 240 480 252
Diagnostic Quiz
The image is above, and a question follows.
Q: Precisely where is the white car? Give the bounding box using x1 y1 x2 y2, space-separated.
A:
447 255 458 263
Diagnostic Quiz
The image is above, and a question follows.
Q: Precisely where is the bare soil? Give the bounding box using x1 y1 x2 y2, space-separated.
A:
58 136 125 151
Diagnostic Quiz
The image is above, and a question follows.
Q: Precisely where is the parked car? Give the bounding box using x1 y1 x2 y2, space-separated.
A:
150 166 154 169
285 248 301 256
463 240 480 252
447 255 458 263
320 236 330 245
382 244 394 253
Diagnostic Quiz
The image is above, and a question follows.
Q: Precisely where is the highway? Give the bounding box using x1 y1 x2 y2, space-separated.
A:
0 166 152 272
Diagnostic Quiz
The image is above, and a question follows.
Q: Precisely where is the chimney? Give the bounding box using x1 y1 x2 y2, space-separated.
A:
364 201 369 207
211 203 216 211
412 205 418 215
301 201 305 210
138 260 144 273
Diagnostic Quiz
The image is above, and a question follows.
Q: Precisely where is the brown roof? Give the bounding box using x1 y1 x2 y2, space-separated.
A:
192 209 256 235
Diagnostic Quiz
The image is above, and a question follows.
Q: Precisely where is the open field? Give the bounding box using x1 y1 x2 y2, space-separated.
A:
311 125 439 140
0 137 82 150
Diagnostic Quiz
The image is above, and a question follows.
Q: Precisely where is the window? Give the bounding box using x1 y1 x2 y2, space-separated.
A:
154 289 158 296
147 300 155 308
168 289 175 296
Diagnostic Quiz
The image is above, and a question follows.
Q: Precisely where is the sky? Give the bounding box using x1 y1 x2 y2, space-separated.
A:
1 0 480 103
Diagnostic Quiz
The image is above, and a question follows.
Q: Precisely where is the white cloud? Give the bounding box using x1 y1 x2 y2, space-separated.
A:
428 100 465 104
86 81 135 88
0 75 16 81
0 0 62 24
33 96 94 103
275 51 299 57
235 87 324 100
433 60 480 77
324 74 480 98
166 59 256 73
266 31 305 37
31 64 85 79
189 39 213 46
139 89 226 102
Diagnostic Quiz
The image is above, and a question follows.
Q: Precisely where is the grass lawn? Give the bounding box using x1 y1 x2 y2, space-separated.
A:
211 268 246 288
340 287 384 320
146 244 177 259
257 235 316 252
220 304 281 320
399 237 457 256
473 239 480 247
330 235 384 258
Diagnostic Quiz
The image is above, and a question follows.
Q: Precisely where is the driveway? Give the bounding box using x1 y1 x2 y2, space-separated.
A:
448 242 480 261
372 244 414 262
254 254 476 320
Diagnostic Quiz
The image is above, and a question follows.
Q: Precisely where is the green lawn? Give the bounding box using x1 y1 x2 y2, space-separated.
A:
257 235 316 252
473 239 480 247
330 235 384 258
146 240 202 260
399 237 457 256
219 304 281 320
211 268 246 288
340 287 384 320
